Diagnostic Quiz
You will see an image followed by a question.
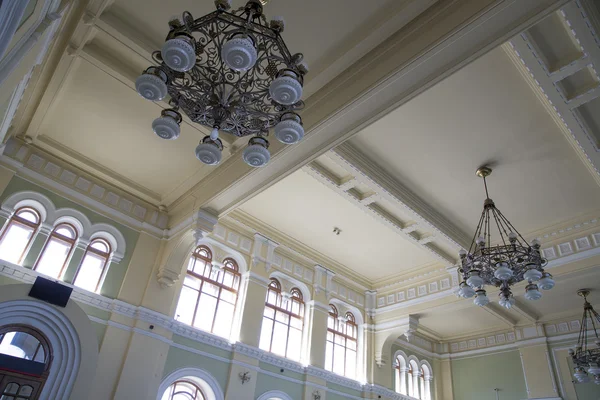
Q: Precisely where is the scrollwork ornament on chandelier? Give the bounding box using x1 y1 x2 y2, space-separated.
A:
570 289 600 385
457 166 553 307
135 0 308 167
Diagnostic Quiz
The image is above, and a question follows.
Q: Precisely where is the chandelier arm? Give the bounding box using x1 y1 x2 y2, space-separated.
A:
486 207 491 249
495 207 530 247
469 209 487 254
592 307 600 340
490 206 509 248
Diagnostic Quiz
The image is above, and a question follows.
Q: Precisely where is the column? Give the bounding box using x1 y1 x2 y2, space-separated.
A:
424 376 432 400
237 271 269 347
397 367 408 395
61 240 87 284
306 299 329 369
413 370 421 399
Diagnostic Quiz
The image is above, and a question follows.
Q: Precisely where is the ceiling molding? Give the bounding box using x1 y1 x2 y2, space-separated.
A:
481 303 518 327
505 1 600 187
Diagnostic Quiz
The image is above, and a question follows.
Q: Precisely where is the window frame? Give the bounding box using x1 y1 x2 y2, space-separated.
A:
72 237 113 293
162 379 206 400
0 207 41 264
325 304 358 378
175 246 241 337
33 222 78 278
0 324 52 373
260 278 305 360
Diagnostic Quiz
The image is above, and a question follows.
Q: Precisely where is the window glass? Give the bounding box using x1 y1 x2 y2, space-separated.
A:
0 331 46 363
325 305 358 378
174 248 240 340
160 380 206 400
73 239 111 292
259 279 305 361
0 208 40 264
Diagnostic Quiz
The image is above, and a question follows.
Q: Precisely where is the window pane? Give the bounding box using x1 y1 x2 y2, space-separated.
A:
0 224 34 263
274 311 289 325
325 341 333 371
193 294 217 332
271 322 288 357
333 344 345 375
290 316 302 330
201 282 219 297
17 210 38 223
35 238 71 278
263 307 275 320
73 252 106 292
90 240 109 252
267 290 278 305
259 317 273 351
222 271 234 288
220 289 236 304
0 331 43 361
286 327 302 361
213 301 234 338
55 226 75 238
183 275 201 291
175 286 199 325
345 349 357 379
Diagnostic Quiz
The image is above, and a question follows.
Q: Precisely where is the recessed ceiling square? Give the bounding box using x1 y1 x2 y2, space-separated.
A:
555 66 599 100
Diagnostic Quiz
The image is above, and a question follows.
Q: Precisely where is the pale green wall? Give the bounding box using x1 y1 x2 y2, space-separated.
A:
568 358 600 400
162 343 230 392
451 350 527 400
255 372 304 399
0 176 140 298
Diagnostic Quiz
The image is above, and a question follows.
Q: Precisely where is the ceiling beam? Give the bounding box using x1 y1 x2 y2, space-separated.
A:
168 0 569 219
483 303 518 327
511 301 539 324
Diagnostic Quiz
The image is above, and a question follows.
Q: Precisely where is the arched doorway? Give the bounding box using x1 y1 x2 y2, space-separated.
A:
0 326 52 399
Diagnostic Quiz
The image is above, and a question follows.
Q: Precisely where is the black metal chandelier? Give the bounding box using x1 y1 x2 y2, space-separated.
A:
135 0 307 167
570 289 600 385
458 166 553 307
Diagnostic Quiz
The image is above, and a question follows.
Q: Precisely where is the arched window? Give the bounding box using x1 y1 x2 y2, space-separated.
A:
0 207 40 264
259 279 304 361
174 246 241 339
161 380 206 400
0 326 52 399
325 305 358 378
33 223 77 279
72 238 112 293
394 353 408 395
421 363 432 400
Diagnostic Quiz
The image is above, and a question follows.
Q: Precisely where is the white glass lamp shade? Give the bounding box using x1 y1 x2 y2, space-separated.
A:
161 36 196 72
135 71 167 101
537 273 555 290
524 284 542 301
467 271 484 288
473 290 489 307
152 109 181 140
221 36 257 71
595 376 600 385
195 138 222 165
524 268 543 282
243 137 270 167
269 75 303 105
574 369 588 383
462 284 476 299
499 295 515 309
588 364 600 376
274 113 304 144
494 263 513 280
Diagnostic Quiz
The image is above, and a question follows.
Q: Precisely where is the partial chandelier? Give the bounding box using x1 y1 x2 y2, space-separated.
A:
135 0 307 168
570 289 600 385
457 166 554 307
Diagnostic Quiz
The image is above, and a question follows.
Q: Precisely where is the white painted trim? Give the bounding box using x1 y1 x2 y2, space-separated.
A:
0 299 80 400
376 289 453 314
256 390 294 400
157 367 224 400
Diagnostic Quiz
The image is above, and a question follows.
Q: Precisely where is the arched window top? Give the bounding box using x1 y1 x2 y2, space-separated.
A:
268 278 281 291
52 223 77 240
222 258 238 272
89 238 110 254
345 312 356 324
290 287 302 300
329 304 338 316
192 245 212 261
157 368 224 400
161 379 206 400
0 326 51 369
14 207 40 225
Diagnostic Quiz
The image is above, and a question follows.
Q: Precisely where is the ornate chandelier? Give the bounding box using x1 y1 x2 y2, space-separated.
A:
135 0 307 167
457 166 554 307
570 289 600 385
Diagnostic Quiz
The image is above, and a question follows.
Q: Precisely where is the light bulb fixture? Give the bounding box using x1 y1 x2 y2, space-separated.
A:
152 108 182 140
570 289 600 385
458 166 550 306
136 0 307 167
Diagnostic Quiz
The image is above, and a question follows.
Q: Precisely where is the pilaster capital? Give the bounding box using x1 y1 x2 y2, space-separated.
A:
306 300 330 314
242 271 271 287
192 209 218 244
156 269 180 288
313 264 335 297
251 233 278 272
